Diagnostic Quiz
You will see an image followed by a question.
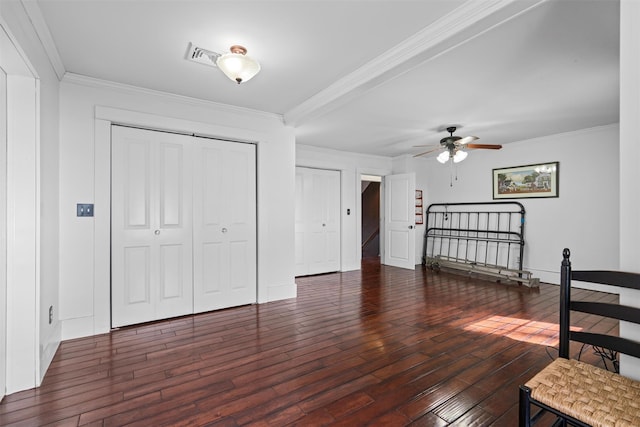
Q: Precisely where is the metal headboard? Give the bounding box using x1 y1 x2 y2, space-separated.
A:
422 201 538 287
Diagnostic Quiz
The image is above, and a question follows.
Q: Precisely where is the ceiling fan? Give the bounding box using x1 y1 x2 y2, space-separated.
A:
414 126 502 163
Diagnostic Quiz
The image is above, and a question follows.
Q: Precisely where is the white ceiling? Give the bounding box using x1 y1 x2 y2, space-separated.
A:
32 0 619 158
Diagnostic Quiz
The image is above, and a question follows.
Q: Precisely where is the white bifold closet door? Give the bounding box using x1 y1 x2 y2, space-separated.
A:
111 126 194 327
111 126 256 328
192 138 256 313
295 167 341 276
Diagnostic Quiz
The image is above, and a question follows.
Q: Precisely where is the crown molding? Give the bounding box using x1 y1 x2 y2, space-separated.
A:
0 14 38 77
62 72 284 123
284 0 546 127
509 123 619 147
20 0 65 80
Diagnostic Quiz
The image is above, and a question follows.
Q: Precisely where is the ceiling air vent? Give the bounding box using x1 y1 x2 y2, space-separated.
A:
186 43 220 67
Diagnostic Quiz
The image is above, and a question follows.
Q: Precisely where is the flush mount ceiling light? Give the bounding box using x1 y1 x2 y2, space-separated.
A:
187 43 261 84
217 45 261 84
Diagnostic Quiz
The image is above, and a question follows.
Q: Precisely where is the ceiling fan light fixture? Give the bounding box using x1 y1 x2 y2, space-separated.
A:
216 45 261 84
453 150 468 163
437 151 450 164
413 124 500 164
458 136 479 145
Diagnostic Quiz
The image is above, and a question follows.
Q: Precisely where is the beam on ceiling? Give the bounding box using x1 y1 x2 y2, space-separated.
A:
283 0 547 128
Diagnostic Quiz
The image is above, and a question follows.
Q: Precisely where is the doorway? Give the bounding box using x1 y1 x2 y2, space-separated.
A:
361 175 381 260
361 172 416 270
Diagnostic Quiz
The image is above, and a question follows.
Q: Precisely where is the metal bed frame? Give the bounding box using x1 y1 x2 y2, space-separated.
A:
422 201 538 287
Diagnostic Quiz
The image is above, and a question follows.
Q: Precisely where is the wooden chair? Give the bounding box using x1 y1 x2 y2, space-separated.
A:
519 248 640 426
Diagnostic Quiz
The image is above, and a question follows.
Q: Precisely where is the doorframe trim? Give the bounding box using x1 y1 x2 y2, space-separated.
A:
0 17 43 394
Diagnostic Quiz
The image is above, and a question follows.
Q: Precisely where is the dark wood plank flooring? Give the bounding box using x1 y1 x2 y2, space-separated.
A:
0 259 617 426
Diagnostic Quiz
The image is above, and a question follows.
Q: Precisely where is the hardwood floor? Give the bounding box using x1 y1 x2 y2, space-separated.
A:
0 259 617 426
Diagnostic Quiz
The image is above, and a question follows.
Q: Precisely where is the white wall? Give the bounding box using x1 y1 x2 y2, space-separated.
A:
619 0 640 380
298 126 620 281
0 1 60 392
422 125 619 284
58 75 296 340
296 144 392 271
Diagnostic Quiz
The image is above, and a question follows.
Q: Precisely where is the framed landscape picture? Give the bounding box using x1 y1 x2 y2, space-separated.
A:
493 162 559 199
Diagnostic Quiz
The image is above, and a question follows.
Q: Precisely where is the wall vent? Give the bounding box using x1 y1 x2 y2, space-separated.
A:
186 43 220 67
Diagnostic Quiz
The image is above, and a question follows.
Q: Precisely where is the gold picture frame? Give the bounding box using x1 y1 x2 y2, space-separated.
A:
493 162 559 199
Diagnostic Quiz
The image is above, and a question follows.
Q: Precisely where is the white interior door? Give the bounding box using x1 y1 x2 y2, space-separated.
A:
0 66 7 401
382 172 416 269
192 139 256 312
111 126 194 327
295 167 340 276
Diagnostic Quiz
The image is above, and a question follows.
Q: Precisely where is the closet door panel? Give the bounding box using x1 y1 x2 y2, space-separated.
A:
112 132 155 326
193 140 256 312
229 240 249 289
295 167 341 276
159 244 184 299
112 126 193 327
202 146 224 226
321 172 341 268
124 140 150 228
294 171 307 276
159 143 184 227
154 141 193 319
123 246 150 305
202 242 223 294
228 149 251 224
193 144 225 310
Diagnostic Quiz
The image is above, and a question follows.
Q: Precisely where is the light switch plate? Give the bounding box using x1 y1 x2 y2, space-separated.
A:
77 203 94 217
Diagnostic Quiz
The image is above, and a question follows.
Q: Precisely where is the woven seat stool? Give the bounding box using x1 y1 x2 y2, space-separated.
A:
519 249 640 426
522 358 640 427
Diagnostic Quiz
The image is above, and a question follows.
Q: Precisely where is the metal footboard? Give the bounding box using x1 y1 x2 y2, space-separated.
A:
422 202 538 287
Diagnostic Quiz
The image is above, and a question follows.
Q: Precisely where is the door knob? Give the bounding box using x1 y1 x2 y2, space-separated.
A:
222 228 228 233
154 230 161 235
322 223 326 227
408 225 414 229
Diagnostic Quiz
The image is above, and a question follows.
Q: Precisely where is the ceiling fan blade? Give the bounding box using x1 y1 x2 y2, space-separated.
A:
457 136 479 145
466 143 502 150
413 147 443 157
412 144 438 148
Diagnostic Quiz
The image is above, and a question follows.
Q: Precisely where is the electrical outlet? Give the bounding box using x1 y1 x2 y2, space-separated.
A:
49 305 53 324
